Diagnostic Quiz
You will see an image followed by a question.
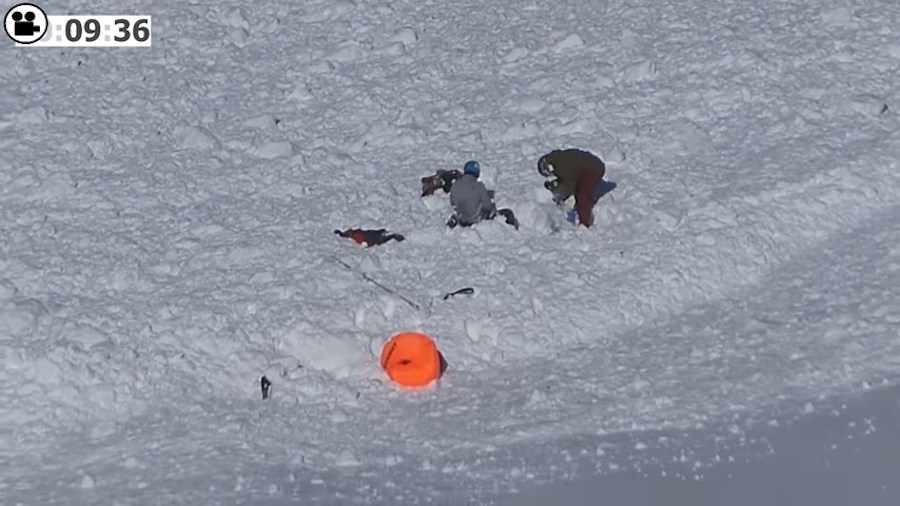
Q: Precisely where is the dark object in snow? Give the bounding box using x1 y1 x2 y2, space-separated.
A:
334 228 405 247
497 208 519 229
443 287 475 300
260 376 272 400
421 169 461 197
438 351 448 375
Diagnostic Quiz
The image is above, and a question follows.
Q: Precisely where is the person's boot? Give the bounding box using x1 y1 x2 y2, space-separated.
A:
497 208 519 230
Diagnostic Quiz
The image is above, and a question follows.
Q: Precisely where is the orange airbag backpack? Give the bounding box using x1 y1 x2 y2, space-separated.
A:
380 332 442 387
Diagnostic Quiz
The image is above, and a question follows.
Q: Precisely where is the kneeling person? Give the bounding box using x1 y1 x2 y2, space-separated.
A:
537 148 608 228
448 160 518 229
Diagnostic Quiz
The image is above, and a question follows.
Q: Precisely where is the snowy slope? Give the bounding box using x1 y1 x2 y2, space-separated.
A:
1 0 899 503
501 383 900 506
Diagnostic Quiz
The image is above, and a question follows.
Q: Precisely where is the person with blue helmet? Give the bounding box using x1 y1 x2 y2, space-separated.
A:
447 160 519 229
448 160 493 227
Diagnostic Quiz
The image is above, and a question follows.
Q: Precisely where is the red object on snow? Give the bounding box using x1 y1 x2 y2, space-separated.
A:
334 228 405 247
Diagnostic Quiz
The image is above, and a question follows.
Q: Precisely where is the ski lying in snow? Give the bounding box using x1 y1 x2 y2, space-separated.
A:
442 287 475 300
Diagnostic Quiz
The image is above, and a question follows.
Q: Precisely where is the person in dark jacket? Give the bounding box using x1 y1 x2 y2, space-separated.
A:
537 148 608 227
447 160 519 229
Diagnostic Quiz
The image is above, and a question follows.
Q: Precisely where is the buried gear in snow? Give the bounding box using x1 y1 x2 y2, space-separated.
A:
421 169 462 197
496 208 519 229
334 228 405 247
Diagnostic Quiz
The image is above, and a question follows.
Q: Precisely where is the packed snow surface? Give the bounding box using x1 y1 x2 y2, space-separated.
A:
1 0 899 504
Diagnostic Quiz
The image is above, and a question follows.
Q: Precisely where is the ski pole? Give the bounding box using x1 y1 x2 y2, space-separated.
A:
329 255 423 311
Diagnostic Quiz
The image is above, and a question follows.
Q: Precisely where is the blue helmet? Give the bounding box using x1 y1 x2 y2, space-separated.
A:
463 160 481 177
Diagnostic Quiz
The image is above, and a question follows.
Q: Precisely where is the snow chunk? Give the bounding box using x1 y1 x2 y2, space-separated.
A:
301 0 356 22
620 60 658 83
7 171 37 193
0 279 18 301
464 318 482 342
15 106 49 125
323 40 368 63
86 139 112 159
379 42 405 57
80 474 96 489
834 94 888 116
514 97 547 114
226 245 266 263
251 141 294 159
503 47 529 63
223 8 250 29
324 0 357 20
228 28 250 48
526 388 547 406
383 455 403 466
552 34 584 53
389 27 419 48
0 298 47 336
37 172 76 199
58 140 90 156
31 356 63 384
821 7 854 27
244 114 277 129
309 60 335 74
335 450 361 467
278 324 371 379
201 110 218 124
888 45 900 59
176 125 220 151
495 120 540 142
287 84 312 102
667 117 712 153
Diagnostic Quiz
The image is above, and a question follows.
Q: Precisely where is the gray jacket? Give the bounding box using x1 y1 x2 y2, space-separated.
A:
449 174 494 225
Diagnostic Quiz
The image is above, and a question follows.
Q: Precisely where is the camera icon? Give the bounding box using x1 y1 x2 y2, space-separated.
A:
13 11 40 36
4 3 49 44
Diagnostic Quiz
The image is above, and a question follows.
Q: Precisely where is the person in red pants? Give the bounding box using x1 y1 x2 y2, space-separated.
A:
537 148 610 228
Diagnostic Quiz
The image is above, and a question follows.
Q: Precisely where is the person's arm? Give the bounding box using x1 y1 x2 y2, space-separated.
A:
479 183 496 217
545 178 575 204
